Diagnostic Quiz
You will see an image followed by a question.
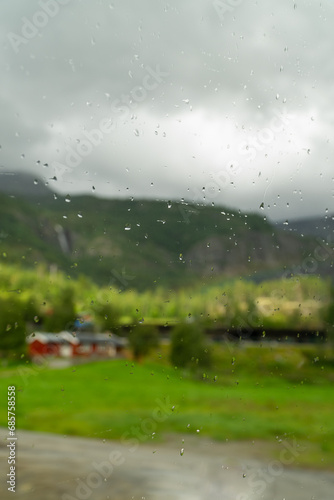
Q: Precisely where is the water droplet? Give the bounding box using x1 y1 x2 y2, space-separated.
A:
33 179 38 185
259 202 264 209
167 201 172 208
65 195 71 203
134 129 139 136
125 224 131 231
180 448 184 456
78 212 83 218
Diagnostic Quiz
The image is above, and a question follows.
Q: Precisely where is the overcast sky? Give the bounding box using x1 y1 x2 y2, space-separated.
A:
1 0 333 221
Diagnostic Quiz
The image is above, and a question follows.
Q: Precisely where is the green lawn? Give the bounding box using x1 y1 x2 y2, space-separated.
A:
1 344 334 469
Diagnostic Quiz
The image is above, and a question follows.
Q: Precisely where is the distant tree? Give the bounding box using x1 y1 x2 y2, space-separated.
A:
325 285 334 343
43 286 76 332
0 296 27 356
170 322 212 370
90 301 120 332
128 324 159 361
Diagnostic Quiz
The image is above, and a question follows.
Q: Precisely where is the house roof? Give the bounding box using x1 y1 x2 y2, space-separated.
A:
73 332 128 346
26 331 127 347
26 332 79 345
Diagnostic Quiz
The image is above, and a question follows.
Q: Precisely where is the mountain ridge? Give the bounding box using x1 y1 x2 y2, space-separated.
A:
0 182 328 289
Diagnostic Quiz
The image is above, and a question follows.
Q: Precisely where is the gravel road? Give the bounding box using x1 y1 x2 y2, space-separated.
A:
1 429 333 499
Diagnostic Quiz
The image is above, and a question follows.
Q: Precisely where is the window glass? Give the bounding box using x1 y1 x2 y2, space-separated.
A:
1 1 334 499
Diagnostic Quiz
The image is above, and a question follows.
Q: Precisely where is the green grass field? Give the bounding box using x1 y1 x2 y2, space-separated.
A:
1 344 334 469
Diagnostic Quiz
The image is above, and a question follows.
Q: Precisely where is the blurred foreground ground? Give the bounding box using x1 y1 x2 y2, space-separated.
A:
1 429 334 499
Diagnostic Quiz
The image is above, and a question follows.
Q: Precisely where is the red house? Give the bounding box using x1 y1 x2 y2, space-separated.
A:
27 332 127 359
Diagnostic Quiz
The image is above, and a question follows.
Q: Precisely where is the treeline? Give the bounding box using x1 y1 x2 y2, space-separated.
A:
0 262 332 357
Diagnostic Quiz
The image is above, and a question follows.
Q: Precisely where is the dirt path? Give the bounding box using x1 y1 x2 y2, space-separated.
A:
1 429 333 499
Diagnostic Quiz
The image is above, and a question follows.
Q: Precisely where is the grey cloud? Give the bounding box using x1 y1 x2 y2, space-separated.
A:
0 0 333 221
